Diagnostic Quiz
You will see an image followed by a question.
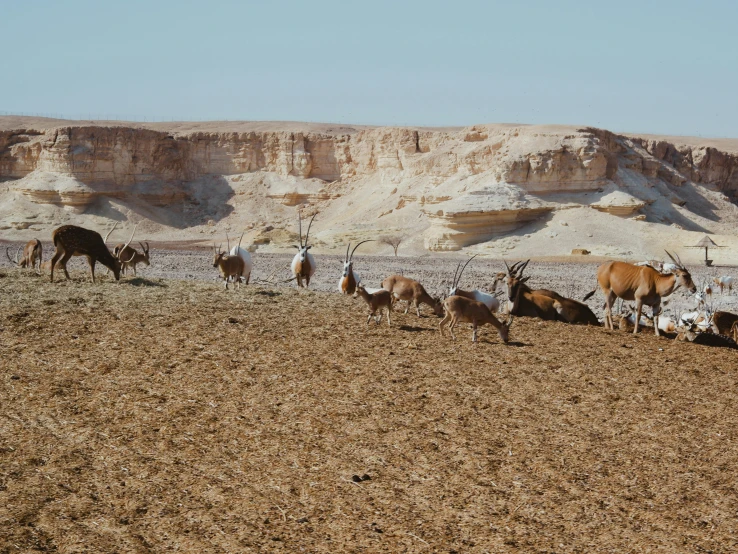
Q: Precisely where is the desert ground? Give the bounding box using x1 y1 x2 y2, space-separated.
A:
1 251 738 553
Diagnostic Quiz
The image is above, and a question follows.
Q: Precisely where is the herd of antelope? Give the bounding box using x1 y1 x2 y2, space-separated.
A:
4 212 738 348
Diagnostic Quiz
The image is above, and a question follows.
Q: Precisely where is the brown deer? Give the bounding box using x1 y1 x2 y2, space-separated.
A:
49 224 134 283
5 239 42 272
440 295 513 343
354 284 394 326
381 275 443 317
213 244 245 289
584 251 697 335
115 242 150 276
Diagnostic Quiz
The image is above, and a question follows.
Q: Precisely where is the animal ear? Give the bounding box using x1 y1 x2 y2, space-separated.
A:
292 245 300 249
306 245 312 250
520 276 531 284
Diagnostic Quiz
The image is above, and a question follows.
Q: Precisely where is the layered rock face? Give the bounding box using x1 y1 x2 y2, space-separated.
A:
1 118 738 255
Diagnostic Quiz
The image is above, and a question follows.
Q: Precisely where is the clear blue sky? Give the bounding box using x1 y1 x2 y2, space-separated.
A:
2 0 736 137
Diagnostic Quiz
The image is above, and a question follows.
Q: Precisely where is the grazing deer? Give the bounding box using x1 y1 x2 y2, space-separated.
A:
291 212 317 288
584 251 696 335
228 233 252 284
448 255 501 313
439 295 513 343
212 243 245 289
5 239 42 272
710 311 738 336
381 275 443 317
339 240 373 295
354 284 393 326
713 275 734 294
49 224 134 283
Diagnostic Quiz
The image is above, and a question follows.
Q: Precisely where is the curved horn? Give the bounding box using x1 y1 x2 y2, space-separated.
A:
6 247 15 265
345 242 351 263
508 260 524 275
304 213 317 246
349 240 373 261
237 233 244 250
452 261 462 289
15 246 22 264
518 259 530 277
298 212 303 249
456 254 478 287
103 221 119 243
120 223 138 257
665 250 678 266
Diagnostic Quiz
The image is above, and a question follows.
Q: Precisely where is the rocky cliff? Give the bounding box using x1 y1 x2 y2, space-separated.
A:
2 118 738 261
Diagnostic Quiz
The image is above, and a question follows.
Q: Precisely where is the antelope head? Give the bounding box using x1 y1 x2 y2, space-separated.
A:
665 250 697 294
449 254 478 296
293 212 316 263
505 259 530 303
212 243 226 267
343 240 373 277
138 242 151 266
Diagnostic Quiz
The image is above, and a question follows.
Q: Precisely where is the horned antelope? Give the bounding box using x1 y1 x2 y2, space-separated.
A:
713 275 734 294
226 232 252 284
115 241 150 276
5 239 42 272
212 243 245 289
584 251 696 335
354 284 394 326
505 260 599 325
710 311 738 336
677 322 738 349
448 255 501 313
439 295 513 343
291 212 317 288
49 224 134 283
381 275 443 317
338 240 373 295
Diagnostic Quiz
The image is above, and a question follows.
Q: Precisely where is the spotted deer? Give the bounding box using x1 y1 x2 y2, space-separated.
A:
49 224 134 283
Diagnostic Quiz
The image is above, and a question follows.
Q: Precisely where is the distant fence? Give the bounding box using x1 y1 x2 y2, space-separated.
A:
0 111 234 123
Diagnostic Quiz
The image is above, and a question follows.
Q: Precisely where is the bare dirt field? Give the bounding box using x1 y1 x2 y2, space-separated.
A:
1 259 738 553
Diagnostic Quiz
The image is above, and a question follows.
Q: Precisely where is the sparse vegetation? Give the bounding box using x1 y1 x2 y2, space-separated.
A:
380 234 404 257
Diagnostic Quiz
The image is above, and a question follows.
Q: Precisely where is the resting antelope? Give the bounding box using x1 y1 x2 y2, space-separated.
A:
505 261 599 325
338 240 373 295
584 251 696 335
381 275 443 317
710 311 738 336
212 243 245 289
677 323 738 349
440 295 513 343
354 284 393 326
291 213 317 288
448 255 500 313
49 224 134 283
6 239 42 272
713 275 734 294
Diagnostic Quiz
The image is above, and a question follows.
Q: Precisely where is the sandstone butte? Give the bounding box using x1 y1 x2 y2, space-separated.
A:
1 116 738 263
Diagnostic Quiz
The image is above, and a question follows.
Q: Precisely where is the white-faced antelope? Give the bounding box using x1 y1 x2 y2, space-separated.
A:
584 251 697 335
713 275 734 294
291 213 317 288
227 232 252 284
448 255 501 313
439 295 513 343
6 239 42 273
338 240 373 295
49 223 134 283
212 243 245 290
354 283 394 326
381 275 443 317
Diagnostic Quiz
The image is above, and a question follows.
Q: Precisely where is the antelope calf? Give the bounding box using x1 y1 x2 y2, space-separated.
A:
5 239 42 272
440 295 513 343
50 225 133 283
213 245 245 289
354 284 393 326
381 275 443 317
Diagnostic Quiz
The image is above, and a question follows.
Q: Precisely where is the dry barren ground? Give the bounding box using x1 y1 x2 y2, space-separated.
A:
1 269 738 553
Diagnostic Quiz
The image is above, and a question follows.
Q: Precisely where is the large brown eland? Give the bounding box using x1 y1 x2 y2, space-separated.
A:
583 251 696 335
6 239 42 273
49 223 134 283
338 240 373 295
291 212 317 288
381 275 443 317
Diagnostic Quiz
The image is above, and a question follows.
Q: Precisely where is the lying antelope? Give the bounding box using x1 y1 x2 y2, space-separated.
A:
339 240 373 295
448 255 500 313
5 239 42 272
49 223 134 283
381 275 443 317
291 212 317 288
713 275 734 294
440 295 513 343
227 232 252 284
677 323 738 349
710 311 738 336
584 251 696 335
354 284 393 326
212 243 245 289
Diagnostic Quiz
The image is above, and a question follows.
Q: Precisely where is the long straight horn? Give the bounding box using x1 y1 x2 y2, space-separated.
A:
456 254 478 286
504 259 511 273
345 242 351 263
676 251 684 268
304 213 317 246
518 259 530 276
103 221 119 243
665 250 677 266
350 239 373 261
226 232 231 253
298 212 303 248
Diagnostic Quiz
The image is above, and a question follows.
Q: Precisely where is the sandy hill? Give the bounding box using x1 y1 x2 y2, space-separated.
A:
2 117 738 263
